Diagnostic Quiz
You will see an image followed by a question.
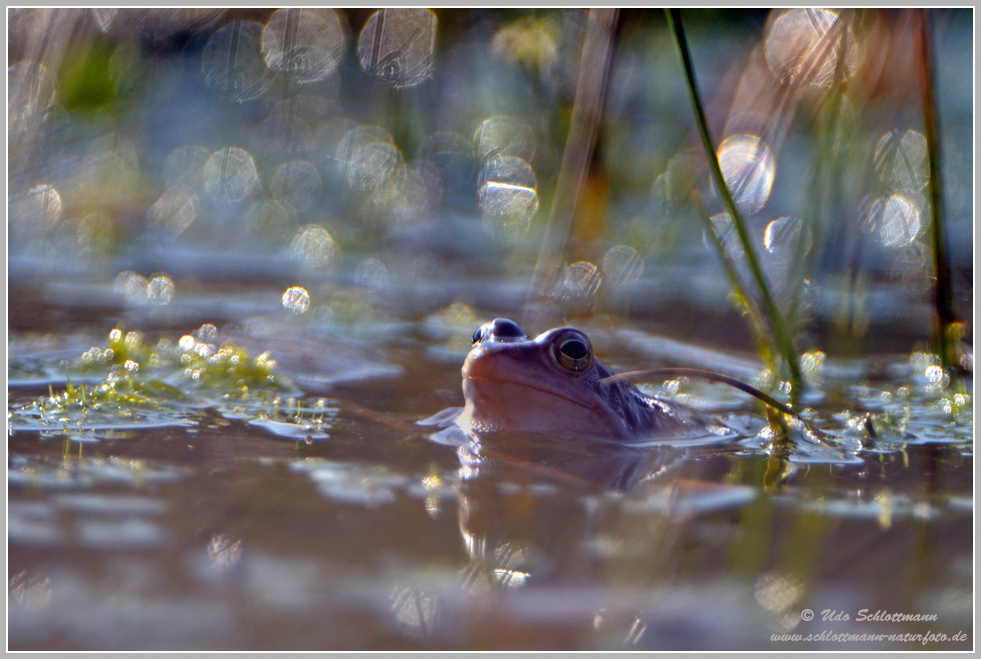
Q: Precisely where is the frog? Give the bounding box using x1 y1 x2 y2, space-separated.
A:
456 318 734 443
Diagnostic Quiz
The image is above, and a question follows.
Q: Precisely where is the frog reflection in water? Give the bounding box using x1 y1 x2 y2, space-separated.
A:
458 318 732 443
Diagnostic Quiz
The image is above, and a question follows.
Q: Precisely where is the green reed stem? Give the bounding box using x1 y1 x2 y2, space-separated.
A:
916 9 959 373
665 8 803 402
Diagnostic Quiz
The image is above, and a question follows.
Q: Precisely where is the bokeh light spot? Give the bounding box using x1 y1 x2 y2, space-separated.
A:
358 9 437 88
764 216 811 259
765 9 859 88
862 193 922 248
203 147 259 203
718 134 775 215
12 184 63 230
262 9 346 84
473 116 536 164
479 185 538 244
282 286 311 314
602 245 644 288
114 271 150 303
202 21 271 102
147 185 199 238
288 224 340 271
337 125 394 162
346 142 405 192
873 129 928 193
478 155 538 242
270 160 322 212
355 258 390 291
146 275 176 305
562 261 602 299
162 144 210 189
478 155 536 192
491 17 559 71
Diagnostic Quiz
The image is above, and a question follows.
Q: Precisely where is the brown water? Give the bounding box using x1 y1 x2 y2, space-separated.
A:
7 273 973 651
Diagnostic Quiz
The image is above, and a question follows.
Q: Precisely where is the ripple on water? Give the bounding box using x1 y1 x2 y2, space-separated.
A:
8 455 189 491
52 493 168 516
772 490 954 527
9 502 62 546
9 464 177 550
290 459 457 509
76 519 166 550
621 482 758 518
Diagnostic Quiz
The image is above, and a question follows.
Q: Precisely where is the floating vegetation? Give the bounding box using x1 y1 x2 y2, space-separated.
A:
8 325 335 442
9 374 195 433
617 352 971 461
234 396 338 443
170 333 289 395
845 380 973 447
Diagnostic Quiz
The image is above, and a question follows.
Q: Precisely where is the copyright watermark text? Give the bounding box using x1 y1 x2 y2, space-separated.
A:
771 629 968 645
771 608 968 646
800 608 939 623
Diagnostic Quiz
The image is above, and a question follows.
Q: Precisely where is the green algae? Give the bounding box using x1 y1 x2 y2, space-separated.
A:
8 325 325 439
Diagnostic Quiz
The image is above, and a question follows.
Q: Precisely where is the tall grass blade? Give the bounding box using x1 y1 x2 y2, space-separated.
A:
665 8 803 401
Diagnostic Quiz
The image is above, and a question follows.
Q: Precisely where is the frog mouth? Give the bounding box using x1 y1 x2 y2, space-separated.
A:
463 373 597 412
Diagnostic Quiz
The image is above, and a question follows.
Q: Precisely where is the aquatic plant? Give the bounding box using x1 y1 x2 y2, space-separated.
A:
661 8 967 410
665 8 804 402
913 9 962 373
9 326 312 437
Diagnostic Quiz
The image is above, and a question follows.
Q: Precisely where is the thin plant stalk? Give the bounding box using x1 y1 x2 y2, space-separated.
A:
601 367 847 457
665 8 803 401
915 8 959 373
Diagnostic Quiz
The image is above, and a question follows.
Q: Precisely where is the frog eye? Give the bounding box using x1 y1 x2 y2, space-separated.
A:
552 331 592 373
472 327 484 345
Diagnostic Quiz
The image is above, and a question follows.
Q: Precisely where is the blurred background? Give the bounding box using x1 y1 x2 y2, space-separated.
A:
8 8 973 358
